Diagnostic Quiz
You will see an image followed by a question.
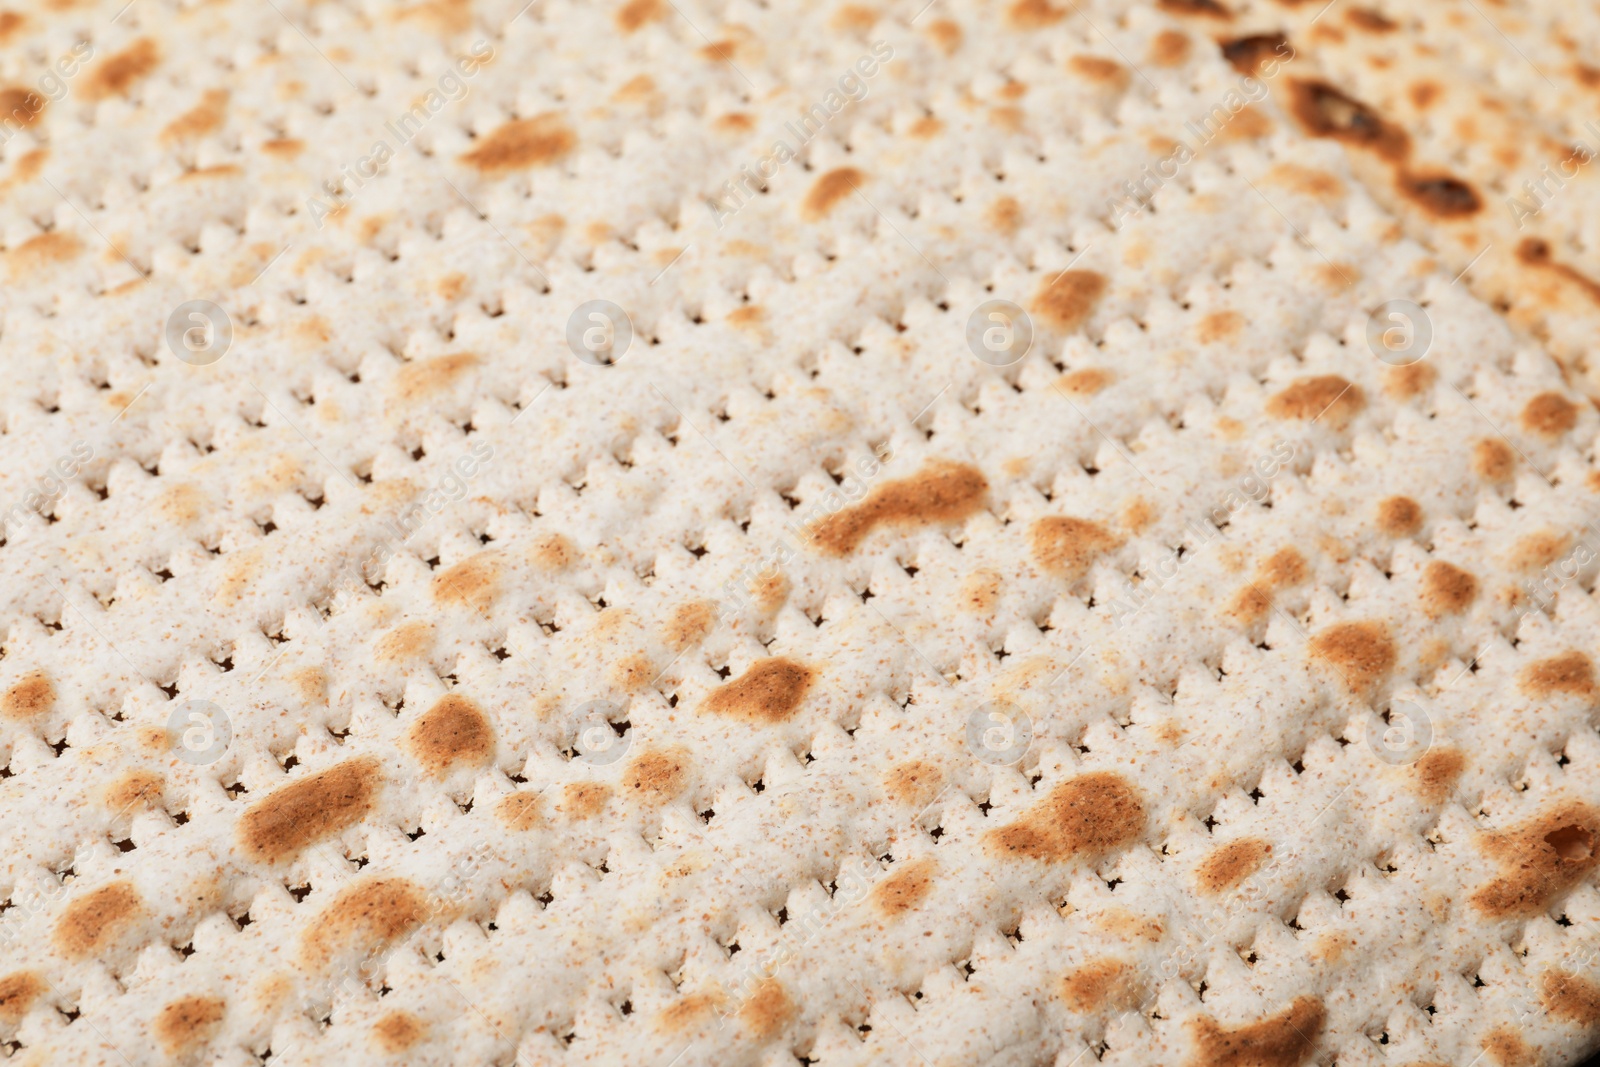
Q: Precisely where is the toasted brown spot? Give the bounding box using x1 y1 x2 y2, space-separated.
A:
1060 957 1143 1013
1522 391 1579 437
1069 55 1128 88
1470 800 1600 918
1031 271 1107 331
1196 838 1273 894
301 878 430 967
1149 30 1191 66
105 769 163 813
561 781 610 818
714 111 754 132
1347 7 1397 30
1473 438 1516 482
1190 996 1325 1067
986 771 1145 862
1421 560 1477 617
1030 516 1122 581
407 693 494 775
373 1011 428 1053
376 620 434 662
531 532 575 571
802 167 866 221
0 12 23 42
1514 530 1570 573
739 979 795 1040
1159 0 1230 15
1266 163 1344 200
1376 496 1423 536
664 600 716 651
1006 0 1064 27
1258 547 1308 589
1058 367 1115 396
1412 748 1464 804
610 74 657 105
432 552 500 609
606 651 653 691
10 231 83 268
435 272 467 301
0 972 43 1023
873 857 936 915
393 352 480 403
986 195 1022 234
751 569 788 612
86 39 159 100
908 114 944 138
925 18 961 53
1288 79 1409 161
702 658 814 725
2 672 54 720
163 88 228 141
152 995 225 1055
54 881 142 958
1220 33 1290 75
1397 171 1482 217
1385 361 1436 399
990 104 1022 132
1195 310 1243 344
1542 970 1600 1027
884 760 943 806
1518 236 1600 303
726 305 764 330
238 758 381 864
809 461 987 555
1408 80 1442 110
1482 1027 1537 1067
830 4 877 31
623 748 690 802
496 792 542 831
1218 106 1273 142
1123 498 1156 534
1228 584 1273 625
1521 651 1594 698
615 0 666 30
461 114 575 173
262 138 304 158
1266 375 1365 427
1309 621 1395 693
0 87 44 130
659 990 725 1032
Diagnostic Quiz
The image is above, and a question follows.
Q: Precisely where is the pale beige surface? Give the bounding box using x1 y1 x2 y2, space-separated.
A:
1 1 1600 1065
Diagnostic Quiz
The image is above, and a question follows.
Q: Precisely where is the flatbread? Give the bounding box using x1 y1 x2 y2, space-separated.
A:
1 0 1599 1065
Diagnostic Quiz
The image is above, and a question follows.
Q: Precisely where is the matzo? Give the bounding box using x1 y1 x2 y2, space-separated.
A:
1 0 1599 1065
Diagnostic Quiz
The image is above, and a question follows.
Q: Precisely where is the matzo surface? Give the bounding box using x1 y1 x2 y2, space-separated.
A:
2 0 1600 1065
